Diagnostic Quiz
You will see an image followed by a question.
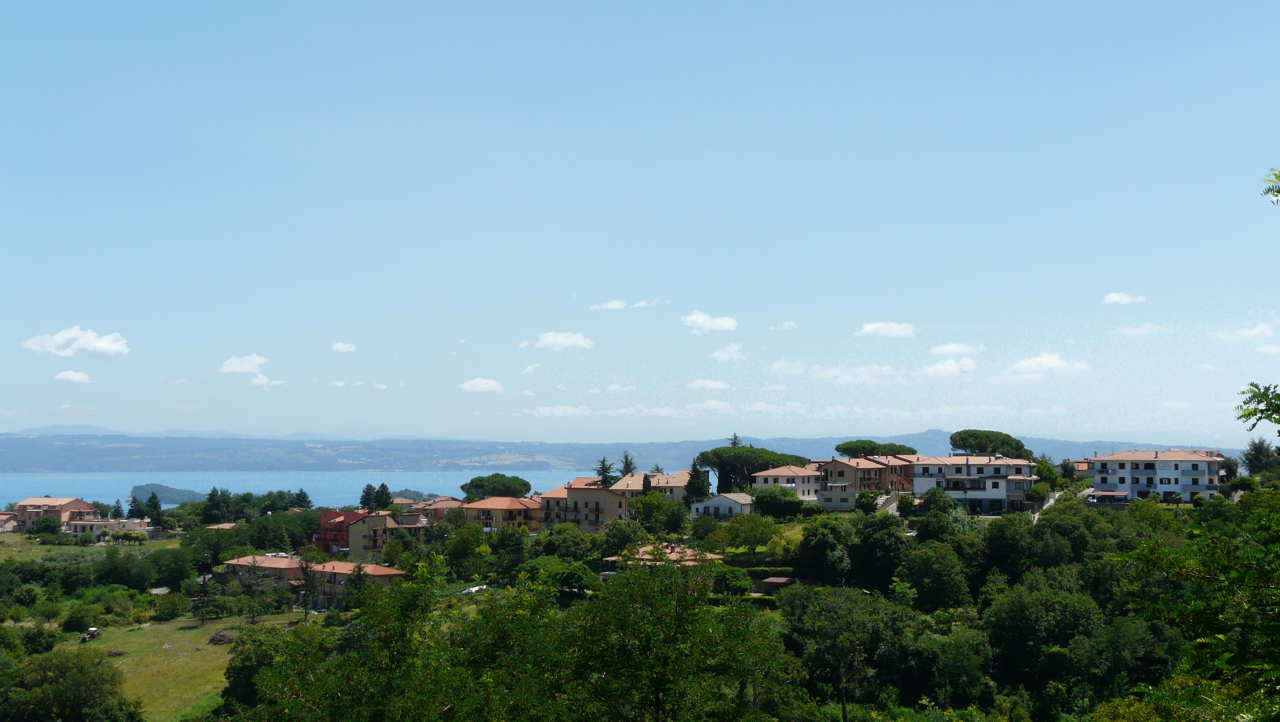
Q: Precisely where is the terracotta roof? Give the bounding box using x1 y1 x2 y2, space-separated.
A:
311 561 405 577
391 497 417 506
16 497 89 507
716 493 754 505
223 555 301 570
540 486 569 500
822 457 889 470
611 470 693 491
568 477 604 488
1089 450 1224 462
463 496 541 511
603 543 723 566
751 465 821 478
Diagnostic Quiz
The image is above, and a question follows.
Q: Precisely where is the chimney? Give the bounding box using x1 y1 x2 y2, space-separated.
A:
1154 450 1159 459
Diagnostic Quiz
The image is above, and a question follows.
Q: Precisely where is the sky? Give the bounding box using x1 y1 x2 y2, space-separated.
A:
2 2 1278 447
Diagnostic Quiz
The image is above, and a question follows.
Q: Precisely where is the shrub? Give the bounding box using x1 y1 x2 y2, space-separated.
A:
152 593 186 622
61 604 97 633
19 626 59 655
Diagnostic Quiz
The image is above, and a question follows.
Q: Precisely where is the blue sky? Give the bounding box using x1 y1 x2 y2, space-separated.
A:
2 2 1278 446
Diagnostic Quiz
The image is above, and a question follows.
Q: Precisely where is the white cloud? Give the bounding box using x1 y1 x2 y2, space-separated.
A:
1258 345 1280 355
606 383 635 393
518 340 530 349
459 377 503 393
220 353 268 374
520 390 536 397
1103 292 1146 305
328 381 346 388
1003 353 1088 381
54 370 91 384
373 383 388 391
919 358 976 377
22 326 130 357
1113 323 1167 336
630 298 661 309
524 405 592 417
535 331 594 351
687 378 731 390
590 299 626 311
930 343 984 356
711 343 746 363
770 360 807 376
520 363 541 375
810 363 896 385
332 341 357 353
854 322 915 338
250 374 285 389
769 321 798 331
352 381 365 387
687 399 733 414
1211 323 1274 340
681 310 738 335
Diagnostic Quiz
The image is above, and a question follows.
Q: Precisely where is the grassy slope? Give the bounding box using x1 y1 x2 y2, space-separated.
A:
62 614 295 722
0 534 180 562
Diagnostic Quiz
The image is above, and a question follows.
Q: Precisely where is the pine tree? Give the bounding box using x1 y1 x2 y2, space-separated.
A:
686 460 711 503
374 483 393 509
360 484 377 509
594 457 619 486
729 433 743 447
110 500 123 519
292 489 312 509
126 497 144 519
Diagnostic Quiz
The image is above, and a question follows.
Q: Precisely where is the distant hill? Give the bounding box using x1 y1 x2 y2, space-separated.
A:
0 430 1240 473
129 483 205 505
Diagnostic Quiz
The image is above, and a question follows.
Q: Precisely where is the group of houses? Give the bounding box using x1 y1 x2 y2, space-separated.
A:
221 554 405 609
1081 449 1227 504
0 497 151 537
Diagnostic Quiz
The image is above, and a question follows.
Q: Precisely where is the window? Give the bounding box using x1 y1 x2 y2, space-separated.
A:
955 467 963 474
991 481 1000 489
1147 477 1154 484
1191 479 1200 486
1118 462 1126 469
1144 463 1155 470
1192 463 1199 471
1174 463 1180 471
1101 462 1109 470
1118 477 1126 484
1014 467 1023 474
837 470 845 478
839 497 848 503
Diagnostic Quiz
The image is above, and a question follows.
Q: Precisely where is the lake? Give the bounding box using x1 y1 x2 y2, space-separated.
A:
0 470 594 507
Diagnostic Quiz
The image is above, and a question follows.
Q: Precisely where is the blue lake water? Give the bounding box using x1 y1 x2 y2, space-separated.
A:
0 471 594 507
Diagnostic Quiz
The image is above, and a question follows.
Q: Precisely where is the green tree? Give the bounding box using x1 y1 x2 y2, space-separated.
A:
593 457 619 486
290 489 312 509
1059 458 1078 483
854 490 879 514
125 496 144 519
1263 167 1280 204
32 515 62 535
796 516 856 585
600 519 648 556
897 541 971 611
753 485 804 518
629 492 687 535
726 513 775 563
1220 455 1240 481
1026 481 1051 503
110 499 124 519
1035 453 1062 489
695 445 810 494
850 514 910 592
619 451 638 477
6 648 144 721
949 429 1032 459
459 473 532 501
920 486 957 515
1240 437 1279 475
835 439 881 458
359 483 377 509
729 432 743 447
685 461 711 503
648 463 665 474
373 483 393 509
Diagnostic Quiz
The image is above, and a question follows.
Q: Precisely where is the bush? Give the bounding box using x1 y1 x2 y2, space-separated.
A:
61 603 97 633
152 593 186 622
855 490 880 514
19 626 59 655
1026 482 1051 504
711 563 751 595
32 599 61 623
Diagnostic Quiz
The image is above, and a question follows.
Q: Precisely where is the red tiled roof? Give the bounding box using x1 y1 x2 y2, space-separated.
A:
311 561 405 577
223 555 301 570
751 465 821 477
463 496 541 511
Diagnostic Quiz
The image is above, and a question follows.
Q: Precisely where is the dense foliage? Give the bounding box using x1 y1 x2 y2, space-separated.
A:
694 445 810 494
834 439 919 457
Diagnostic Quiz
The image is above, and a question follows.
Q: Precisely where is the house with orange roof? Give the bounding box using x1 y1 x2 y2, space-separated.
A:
222 554 405 609
314 509 369 555
912 456 1038 513
310 560 406 608
750 464 822 500
541 477 629 532
610 470 692 503
346 511 432 562
14 497 97 531
462 496 543 531
1084 449 1225 502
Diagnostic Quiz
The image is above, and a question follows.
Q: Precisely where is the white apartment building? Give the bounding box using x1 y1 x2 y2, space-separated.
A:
1085 450 1224 502
749 464 822 500
912 456 1038 513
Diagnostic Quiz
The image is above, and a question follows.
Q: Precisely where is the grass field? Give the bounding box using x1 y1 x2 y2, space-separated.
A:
63 613 296 722
0 534 180 562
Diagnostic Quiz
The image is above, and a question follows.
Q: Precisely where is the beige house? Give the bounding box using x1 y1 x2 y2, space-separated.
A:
541 477 629 533
750 464 822 500
462 497 542 531
310 560 405 609
346 511 431 562
691 493 754 519
610 470 691 503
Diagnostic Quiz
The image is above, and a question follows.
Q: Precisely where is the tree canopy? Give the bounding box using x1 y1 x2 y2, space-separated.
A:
694 445 809 494
459 473 532 502
949 429 1032 458
834 439 918 457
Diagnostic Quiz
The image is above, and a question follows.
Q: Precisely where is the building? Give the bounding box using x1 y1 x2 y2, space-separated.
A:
1085 449 1225 502
750 464 822 500
541 477 628 533
817 455 921 496
65 518 148 539
0 512 17 534
912 456 1038 513
310 561 406 609
14 497 97 531
462 496 542 532
415 496 463 522
346 511 432 562
223 555 305 586
610 471 691 503
313 510 370 555
691 493 754 519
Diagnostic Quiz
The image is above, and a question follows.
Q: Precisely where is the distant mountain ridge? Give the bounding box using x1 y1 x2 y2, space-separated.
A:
0 429 1240 473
